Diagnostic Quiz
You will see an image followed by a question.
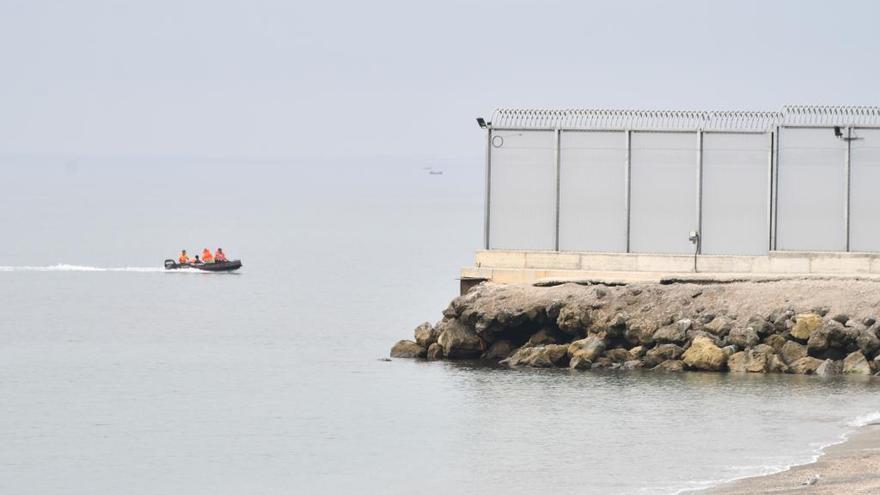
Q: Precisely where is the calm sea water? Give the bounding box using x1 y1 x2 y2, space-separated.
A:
1 157 879 494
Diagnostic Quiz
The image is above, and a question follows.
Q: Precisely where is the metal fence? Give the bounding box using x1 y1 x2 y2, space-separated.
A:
482 106 880 255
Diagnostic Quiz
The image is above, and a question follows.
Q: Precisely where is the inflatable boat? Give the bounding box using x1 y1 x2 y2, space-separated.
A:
164 259 242 272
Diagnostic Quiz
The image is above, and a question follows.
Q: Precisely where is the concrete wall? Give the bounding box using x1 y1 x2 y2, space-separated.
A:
463 249 880 285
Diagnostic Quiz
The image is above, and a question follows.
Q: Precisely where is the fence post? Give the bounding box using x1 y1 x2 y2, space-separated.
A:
772 126 781 251
625 130 632 253
554 128 561 251
696 130 703 254
767 130 775 253
484 129 492 250
845 126 852 252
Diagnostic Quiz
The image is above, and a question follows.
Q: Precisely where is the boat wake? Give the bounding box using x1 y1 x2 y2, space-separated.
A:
0 263 197 273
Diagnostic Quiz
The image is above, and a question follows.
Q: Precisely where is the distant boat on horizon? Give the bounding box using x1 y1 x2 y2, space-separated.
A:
429 170 444 175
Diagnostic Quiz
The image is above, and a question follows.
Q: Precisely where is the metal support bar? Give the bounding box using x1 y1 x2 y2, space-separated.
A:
845 126 852 252
624 130 632 253
484 129 492 250
772 127 781 251
554 128 561 251
696 130 703 255
767 131 775 253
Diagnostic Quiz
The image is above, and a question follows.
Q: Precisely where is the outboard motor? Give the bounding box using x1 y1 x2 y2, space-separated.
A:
164 259 177 269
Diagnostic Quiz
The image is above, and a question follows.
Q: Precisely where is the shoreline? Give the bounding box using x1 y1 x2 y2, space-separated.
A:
695 420 880 494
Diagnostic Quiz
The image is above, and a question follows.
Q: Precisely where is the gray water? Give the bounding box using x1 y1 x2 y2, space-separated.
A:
2 156 879 494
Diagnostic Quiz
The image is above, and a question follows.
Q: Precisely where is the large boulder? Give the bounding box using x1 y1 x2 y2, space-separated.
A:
727 345 787 373
625 319 658 346
525 327 562 347
414 322 439 348
604 348 633 363
629 345 646 359
791 313 822 341
763 334 788 352
816 359 842 377
746 317 773 338
727 327 760 349
856 329 880 358
622 360 644 370
483 340 513 360
436 318 482 358
426 342 444 360
807 320 858 358
653 360 685 372
789 356 824 375
682 336 727 371
568 335 605 362
390 340 426 358
556 303 592 336
503 344 569 368
780 340 808 365
569 355 592 370
843 351 872 375
643 344 684 368
653 323 688 345
703 315 734 337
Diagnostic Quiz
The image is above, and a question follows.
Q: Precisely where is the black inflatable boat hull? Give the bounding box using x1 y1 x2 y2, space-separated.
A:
164 259 242 272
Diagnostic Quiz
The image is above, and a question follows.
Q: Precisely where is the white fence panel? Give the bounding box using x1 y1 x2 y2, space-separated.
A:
701 133 770 255
558 131 627 252
488 130 557 250
850 128 880 252
629 132 698 254
776 127 847 251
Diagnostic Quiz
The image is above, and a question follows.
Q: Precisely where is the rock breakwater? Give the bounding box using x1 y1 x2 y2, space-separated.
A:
390 280 880 376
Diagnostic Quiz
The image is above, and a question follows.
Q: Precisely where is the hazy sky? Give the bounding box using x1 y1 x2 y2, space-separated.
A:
2 0 880 160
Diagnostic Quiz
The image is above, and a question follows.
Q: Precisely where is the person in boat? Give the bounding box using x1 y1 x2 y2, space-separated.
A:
193 255 201 264
214 248 227 262
202 248 214 263
179 250 190 264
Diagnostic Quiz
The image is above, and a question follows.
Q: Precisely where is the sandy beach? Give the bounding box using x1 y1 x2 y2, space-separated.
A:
702 423 880 494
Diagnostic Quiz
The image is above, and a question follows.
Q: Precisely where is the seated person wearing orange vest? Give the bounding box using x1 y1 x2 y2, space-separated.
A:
179 250 190 264
214 248 227 262
202 248 214 263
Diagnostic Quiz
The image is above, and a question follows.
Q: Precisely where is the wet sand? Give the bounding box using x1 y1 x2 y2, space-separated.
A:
702 423 880 494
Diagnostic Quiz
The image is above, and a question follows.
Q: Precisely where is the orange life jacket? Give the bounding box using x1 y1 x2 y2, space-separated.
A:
179 253 189 263
215 250 227 262
202 249 213 262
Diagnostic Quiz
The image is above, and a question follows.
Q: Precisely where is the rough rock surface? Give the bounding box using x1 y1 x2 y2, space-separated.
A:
426 342 444 361
780 340 807 365
727 345 787 373
727 327 760 349
483 340 513 360
843 351 872 375
682 336 726 371
413 322 439 348
503 344 568 368
653 360 685 372
790 313 822 341
391 280 880 378
789 356 824 375
390 340 426 358
436 318 482 358
816 359 842 377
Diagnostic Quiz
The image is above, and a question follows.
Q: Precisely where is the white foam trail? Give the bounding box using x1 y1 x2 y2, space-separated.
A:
0 264 191 273
848 411 880 427
670 410 880 495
